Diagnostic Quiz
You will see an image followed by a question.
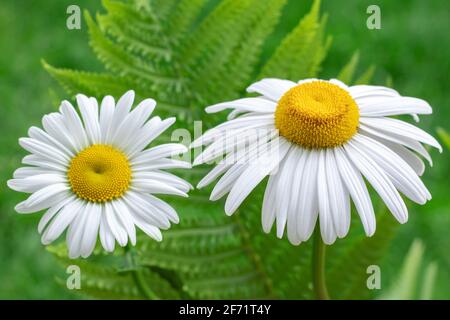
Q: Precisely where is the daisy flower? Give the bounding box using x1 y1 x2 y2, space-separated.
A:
192 78 441 245
8 90 192 258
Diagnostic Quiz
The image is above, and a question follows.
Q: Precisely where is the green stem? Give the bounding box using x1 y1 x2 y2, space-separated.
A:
126 246 160 300
312 228 330 300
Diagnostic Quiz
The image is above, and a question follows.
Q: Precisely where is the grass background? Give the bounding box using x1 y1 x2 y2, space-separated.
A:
0 0 448 299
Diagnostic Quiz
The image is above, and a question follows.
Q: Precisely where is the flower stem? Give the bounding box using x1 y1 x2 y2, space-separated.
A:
312 227 330 300
126 245 160 300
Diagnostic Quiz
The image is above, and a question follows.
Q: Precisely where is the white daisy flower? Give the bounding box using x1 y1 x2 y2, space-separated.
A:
192 78 442 245
8 90 192 258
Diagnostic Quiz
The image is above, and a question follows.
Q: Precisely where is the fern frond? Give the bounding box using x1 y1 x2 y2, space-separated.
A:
337 51 360 84
354 65 376 85
326 210 399 299
86 11 183 93
48 244 180 299
259 0 330 80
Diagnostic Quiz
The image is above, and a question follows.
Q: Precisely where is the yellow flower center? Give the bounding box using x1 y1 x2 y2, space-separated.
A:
274 80 359 148
67 144 131 202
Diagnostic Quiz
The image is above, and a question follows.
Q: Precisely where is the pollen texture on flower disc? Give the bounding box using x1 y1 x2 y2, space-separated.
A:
274 80 359 148
67 144 131 202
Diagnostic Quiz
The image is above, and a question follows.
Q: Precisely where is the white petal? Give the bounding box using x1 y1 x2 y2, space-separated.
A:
13 167 53 179
324 148 351 239
19 137 70 166
125 117 176 157
104 202 128 247
124 192 170 229
317 150 337 245
146 194 180 224
77 94 101 144
99 207 116 252
190 117 274 148
111 199 137 246
133 216 163 242
344 140 408 223
8 173 66 193
112 98 156 149
366 134 425 176
15 184 70 214
133 171 192 193
334 147 375 236
67 203 90 259
78 203 101 258
352 134 430 204
359 124 433 165
349 85 400 99
197 163 232 189
99 95 115 143
224 137 290 215
206 97 277 114
296 150 319 241
275 147 302 244
132 158 191 171
105 90 135 143
41 198 83 245
22 154 66 172
28 126 74 157
42 113 79 153
247 78 297 101
59 100 89 150
131 179 188 197
131 143 188 165
261 171 279 234
359 117 441 152
357 96 432 117
192 125 276 166
38 195 77 234
286 147 307 244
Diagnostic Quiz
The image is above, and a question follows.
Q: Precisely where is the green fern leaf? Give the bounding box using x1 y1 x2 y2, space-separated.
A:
259 0 330 80
337 51 360 84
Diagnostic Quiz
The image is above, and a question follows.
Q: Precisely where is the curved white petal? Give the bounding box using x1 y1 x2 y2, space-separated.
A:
344 140 408 223
28 126 74 158
224 137 290 215
334 147 375 236
247 78 297 101
360 117 441 152
359 124 433 165
131 143 188 165
206 97 277 114
8 173 66 193
324 148 351 239
15 184 70 214
42 113 79 153
111 199 137 246
276 147 302 244
99 95 115 143
77 94 101 145
99 207 116 252
296 150 319 241
41 198 84 245
317 150 337 245
79 202 101 258
59 100 89 151
352 134 430 204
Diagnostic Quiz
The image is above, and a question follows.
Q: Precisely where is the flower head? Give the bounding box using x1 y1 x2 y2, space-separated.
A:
8 90 191 258
192 78 441 245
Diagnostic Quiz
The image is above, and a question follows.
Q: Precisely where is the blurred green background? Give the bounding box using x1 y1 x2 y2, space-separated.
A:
0 0 448 299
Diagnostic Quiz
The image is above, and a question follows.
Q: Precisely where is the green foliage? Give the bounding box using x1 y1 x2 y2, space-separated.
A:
436 127 450 150
44 0 396 299
379 239 438 300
